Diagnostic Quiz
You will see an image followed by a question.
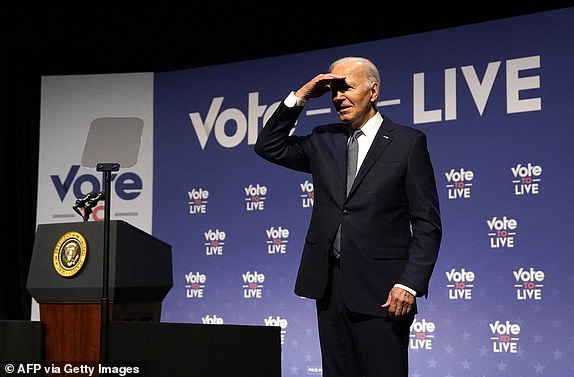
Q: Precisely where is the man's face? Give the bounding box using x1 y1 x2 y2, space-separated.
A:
330 62 378 128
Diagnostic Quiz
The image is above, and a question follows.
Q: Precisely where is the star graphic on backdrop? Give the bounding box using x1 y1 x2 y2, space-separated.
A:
551 319 562 329
533 332 543 343
290 339 299 349
516 347 526 358
461 330 471 341
497 360 508 371
462 359 472 370
427 358 438 368
304 352 313 362
479 345 489 357
410 371 421 377
533 361 545 374
290 365 299 374
444 344 454 355
553 348 564 359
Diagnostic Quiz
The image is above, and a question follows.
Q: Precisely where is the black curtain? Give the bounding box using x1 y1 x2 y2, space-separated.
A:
0 42 40 320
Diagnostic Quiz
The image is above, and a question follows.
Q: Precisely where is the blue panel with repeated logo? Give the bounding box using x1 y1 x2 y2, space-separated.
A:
153 8 574 376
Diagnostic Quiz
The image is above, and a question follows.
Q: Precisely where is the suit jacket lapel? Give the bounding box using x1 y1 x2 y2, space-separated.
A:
348 118 394 197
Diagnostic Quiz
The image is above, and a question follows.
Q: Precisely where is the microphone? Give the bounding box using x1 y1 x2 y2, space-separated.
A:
73 191 105 221
83 191 105 208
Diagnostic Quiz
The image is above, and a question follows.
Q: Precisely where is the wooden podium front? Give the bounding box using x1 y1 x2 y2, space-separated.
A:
27 220 173 365
40 302 161 363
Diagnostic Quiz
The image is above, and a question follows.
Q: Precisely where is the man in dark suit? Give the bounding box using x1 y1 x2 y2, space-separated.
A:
255 56 442 377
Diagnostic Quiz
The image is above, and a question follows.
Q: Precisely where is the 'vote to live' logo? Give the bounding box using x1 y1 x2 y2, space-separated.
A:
266 226 289 254
445 167 474 199
189 188 209 214
245 184 267 211
185 272 206 298
300 180 314 208
512 162 542 196
242 271 265 298
409 318 435 350
445 268 475 300
490 320 520 353
264 315 288 345
204 228 226 256
514 267 544 300
487 216 518 248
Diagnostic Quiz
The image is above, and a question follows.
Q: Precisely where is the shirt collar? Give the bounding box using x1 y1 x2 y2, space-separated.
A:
356 112 383 141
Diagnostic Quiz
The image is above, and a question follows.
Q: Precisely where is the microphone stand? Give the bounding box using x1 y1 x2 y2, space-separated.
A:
96 162 120 374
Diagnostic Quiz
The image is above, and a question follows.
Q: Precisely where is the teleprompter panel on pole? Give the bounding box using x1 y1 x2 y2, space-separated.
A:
81 117 144 370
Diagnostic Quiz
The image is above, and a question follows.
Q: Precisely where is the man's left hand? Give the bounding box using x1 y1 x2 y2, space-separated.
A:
381 287 415 318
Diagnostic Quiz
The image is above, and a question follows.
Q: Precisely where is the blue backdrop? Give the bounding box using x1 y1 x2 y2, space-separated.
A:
153 8 574 376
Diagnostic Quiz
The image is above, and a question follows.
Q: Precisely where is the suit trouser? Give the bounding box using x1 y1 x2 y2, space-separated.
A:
316 257 414 377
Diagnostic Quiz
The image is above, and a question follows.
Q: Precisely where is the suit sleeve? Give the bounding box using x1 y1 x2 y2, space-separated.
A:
397 132 442 297
254 102 312 174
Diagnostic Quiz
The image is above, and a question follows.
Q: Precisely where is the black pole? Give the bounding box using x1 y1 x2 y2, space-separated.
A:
97 162 120 373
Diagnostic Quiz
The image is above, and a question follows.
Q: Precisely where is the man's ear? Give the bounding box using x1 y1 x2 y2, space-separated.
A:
371 82 379 103
370 82 380 103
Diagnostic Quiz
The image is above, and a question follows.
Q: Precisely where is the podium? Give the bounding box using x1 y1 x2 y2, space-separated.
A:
27 220 173 364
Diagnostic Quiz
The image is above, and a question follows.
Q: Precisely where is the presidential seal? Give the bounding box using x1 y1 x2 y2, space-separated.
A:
53 231 88 277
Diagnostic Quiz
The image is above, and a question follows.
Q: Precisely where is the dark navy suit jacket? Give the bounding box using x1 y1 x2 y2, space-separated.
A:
255 102 442 317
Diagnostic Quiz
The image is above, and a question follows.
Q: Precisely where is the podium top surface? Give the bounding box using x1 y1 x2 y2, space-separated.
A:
27 220 173 303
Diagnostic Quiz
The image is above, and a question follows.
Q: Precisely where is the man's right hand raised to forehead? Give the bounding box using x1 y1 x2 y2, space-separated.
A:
295 73 346 101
